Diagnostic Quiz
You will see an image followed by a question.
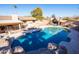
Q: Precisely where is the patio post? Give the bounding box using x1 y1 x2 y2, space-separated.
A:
7 26 10 36
58 17 60 25
19 24 21 30
58 17 62 25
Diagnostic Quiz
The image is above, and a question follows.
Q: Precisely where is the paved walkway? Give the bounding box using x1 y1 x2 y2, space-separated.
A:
60 29 79 54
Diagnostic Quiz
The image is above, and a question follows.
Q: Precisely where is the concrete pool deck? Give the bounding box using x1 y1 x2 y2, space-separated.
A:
27 28 79 54
60 29 79 54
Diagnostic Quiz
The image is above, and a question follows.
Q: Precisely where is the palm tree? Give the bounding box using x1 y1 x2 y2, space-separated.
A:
13 5 18 14
14 5 17 9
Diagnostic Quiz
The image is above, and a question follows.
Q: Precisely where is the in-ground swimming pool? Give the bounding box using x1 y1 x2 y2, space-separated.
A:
11 26 70 52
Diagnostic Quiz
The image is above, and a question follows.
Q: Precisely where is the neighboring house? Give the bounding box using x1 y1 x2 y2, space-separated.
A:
19 16 36 23
19 16 37 28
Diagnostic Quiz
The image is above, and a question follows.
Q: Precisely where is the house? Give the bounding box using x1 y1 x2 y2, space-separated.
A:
0 15 22 33
0 15 37 34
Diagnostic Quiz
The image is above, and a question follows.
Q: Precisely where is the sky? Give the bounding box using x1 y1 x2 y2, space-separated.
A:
0 4 79 17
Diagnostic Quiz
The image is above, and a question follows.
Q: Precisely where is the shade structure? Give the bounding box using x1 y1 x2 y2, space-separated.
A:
0 20 23 26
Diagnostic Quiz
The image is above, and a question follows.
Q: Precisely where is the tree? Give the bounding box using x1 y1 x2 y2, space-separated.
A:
73 16 79 20
52 14 56 19
13 5 18 14
51 14 58 24
31 7 43 20
63 17 72 21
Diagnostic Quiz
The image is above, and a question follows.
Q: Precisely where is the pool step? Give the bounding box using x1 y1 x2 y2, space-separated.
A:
42 30 53 40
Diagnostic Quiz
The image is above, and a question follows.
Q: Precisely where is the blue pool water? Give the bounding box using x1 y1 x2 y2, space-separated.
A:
11 27 70 52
